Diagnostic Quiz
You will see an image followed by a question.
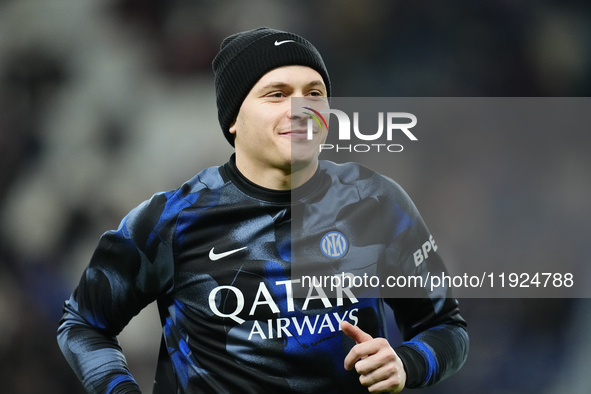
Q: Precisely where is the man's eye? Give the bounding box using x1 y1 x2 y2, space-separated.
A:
269 92 284 98
306 91 326 100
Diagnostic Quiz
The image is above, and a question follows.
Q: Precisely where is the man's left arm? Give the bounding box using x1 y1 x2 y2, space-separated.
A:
343 175 469 391
387 296 469 389
342 297 468 392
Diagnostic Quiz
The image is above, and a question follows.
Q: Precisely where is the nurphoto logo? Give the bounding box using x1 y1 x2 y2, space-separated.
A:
304 106 418 153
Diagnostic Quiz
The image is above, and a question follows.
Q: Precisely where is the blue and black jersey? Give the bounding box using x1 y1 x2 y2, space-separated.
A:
58 155 468 394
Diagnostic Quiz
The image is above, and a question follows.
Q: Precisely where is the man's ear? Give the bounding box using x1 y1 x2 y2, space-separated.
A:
229 118 237 135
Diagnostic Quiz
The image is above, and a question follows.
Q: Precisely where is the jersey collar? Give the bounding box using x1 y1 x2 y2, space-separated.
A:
220 154 324 204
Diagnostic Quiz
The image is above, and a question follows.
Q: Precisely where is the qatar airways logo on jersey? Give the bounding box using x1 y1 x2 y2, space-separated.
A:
207 278 359 341
305 107 418 153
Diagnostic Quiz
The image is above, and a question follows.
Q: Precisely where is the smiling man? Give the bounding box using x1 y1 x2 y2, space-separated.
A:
58 27 468 394
229 64 328 189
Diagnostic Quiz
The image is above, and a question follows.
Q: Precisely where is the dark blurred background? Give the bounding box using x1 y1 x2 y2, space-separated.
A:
1 1 590 393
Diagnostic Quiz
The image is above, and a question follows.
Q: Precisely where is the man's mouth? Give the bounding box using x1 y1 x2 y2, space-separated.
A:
281 129 315 140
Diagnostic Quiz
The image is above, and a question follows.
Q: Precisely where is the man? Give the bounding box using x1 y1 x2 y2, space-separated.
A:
58 27 468 394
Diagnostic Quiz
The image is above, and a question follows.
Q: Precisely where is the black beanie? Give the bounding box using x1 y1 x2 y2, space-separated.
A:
212 27 331 147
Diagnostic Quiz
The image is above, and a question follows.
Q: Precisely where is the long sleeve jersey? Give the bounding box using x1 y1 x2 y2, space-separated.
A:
58 155 468 394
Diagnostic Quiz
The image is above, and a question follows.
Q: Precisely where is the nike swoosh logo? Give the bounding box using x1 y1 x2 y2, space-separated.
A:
209 246 247 261
274 39 295 46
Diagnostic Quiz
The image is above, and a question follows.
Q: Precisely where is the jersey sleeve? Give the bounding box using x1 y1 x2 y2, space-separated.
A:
57 192 176 394
378 176 469 389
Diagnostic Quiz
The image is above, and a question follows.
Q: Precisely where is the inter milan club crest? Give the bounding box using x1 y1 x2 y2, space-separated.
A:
320 231 348 258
